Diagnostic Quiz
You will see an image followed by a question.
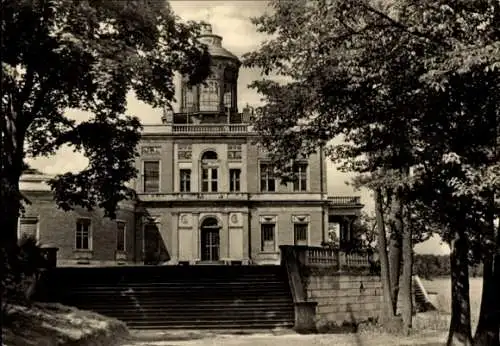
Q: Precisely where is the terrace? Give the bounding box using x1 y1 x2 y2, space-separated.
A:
137 193 363 206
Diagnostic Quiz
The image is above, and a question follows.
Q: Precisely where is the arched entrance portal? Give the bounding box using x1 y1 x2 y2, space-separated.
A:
200 217 220 262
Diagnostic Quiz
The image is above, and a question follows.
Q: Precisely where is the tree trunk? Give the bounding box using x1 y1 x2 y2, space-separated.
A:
388 227 402 314
447 228 473 346
387 188 403 315
1 104 26 307
400 205 413 336
375 188 400 331
473 219 500 346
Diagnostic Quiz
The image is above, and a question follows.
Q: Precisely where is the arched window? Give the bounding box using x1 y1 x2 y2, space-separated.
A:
201 151 218 161
201 151 218 192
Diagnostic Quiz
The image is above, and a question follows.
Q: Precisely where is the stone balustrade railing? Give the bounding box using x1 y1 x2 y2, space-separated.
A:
142 124 253 135
280 245 371 270
327 196 362 206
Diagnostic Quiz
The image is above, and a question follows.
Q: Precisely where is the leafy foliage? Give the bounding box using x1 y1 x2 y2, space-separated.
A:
244 0 500 338
2 235 48 313
1 0 211 219
243 0 500 255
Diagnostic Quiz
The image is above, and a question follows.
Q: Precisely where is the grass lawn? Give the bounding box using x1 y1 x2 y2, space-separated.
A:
420 277 483 333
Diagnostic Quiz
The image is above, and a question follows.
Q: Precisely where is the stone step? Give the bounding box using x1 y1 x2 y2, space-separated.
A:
125 318 295 328
42 265 295 329
96 310 294 320
67 290 290 298
127 321 295 329
68 298 293 307
68 283 288 291
91 304 294 313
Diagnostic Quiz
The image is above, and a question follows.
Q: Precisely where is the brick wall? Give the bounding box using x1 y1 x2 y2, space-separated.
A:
305 274 382 329
22 192 136 266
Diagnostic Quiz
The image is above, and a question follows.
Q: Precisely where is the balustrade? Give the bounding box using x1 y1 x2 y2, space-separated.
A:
328 196 361 205
280 245 370 270
172 124 250 134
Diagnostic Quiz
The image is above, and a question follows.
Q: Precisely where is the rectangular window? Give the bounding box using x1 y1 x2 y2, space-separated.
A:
19 217 38 239
116 221 126 252
261 223 276 252
184 85 197 113
228 144 242 160
202 168 218 192
143 161 160 193
229 169 241 192
294 223 308 246
76 219 91 250
260 164 276 192
199 80 219 112
293 163 308 192
180 169 191 192
224 83 233 110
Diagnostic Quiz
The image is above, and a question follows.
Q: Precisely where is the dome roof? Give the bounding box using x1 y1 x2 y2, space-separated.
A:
199 24 240 62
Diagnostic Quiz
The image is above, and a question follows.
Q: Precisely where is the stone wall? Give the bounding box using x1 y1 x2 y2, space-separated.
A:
304 273 382 329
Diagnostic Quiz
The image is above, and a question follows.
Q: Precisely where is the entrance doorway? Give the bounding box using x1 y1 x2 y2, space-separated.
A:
200 217 220 261
144 223 161 265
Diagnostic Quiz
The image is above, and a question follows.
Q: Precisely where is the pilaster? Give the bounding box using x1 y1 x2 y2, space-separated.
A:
220 212 230 260
171 212 179 264
192 212 200 264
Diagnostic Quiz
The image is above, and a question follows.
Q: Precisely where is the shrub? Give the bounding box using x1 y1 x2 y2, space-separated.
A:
1 235 49 321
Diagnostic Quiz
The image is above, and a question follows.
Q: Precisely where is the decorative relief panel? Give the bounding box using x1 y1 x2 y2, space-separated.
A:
260 215 277 224
229 213 243 227
292 215 310 223
142 146 161 155
177 144 192 161
228 144 242 160
178 213 192 228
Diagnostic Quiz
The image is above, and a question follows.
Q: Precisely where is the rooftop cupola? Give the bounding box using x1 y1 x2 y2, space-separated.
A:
174 22 241 123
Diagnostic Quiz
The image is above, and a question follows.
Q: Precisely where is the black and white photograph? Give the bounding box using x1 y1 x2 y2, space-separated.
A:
1 1 499 345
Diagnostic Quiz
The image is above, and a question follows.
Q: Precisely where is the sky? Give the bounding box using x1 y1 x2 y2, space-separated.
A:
26 0 450 255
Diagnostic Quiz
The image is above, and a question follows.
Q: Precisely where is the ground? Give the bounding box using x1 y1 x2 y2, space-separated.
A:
2 302 128 346
120 278 483 346
121 329 447 346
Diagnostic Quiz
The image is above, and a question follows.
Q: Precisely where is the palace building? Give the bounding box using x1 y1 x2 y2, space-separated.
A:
19 24 363 266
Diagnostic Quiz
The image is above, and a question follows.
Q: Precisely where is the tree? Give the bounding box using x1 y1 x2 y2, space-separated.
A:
1 1 210 258
243 0 500 341
410 2 500 343
244 0 435 333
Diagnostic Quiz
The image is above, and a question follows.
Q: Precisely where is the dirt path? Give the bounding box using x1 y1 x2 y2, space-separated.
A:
122 329 447 346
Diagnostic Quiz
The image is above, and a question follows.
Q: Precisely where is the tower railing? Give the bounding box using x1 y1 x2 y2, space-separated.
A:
142 123 253 135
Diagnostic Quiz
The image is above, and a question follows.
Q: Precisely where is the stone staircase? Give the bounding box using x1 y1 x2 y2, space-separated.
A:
42 265 295 329
396 275 437 314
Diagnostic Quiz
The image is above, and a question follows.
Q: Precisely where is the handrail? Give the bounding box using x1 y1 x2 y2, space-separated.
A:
280 245 307 303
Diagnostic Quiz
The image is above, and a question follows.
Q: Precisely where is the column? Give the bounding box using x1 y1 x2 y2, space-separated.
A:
171 212 179 264
192 212 200 264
